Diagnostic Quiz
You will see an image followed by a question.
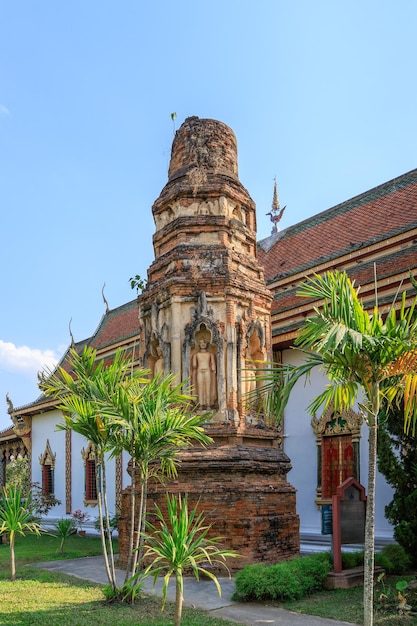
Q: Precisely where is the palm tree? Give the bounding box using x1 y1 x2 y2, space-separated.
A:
41 345 148 593
104 372 213 580
129 493 239 626
253 270 417 626
0 486 42 580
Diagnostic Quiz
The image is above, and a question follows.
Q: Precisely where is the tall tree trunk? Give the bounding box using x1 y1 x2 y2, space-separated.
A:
137 478 148 570
132 468 148 574
363 395 379 626
101 460 117 588
96 458 116 591
124 457 137 583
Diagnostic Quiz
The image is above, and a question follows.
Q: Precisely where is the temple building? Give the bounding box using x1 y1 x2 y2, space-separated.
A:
6 117 417 557
258 166 417 548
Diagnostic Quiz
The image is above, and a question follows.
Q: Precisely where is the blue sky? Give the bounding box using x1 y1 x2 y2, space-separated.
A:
1 1 417 430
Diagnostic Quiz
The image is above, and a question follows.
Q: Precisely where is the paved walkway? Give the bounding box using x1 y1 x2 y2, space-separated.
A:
36 556 356 626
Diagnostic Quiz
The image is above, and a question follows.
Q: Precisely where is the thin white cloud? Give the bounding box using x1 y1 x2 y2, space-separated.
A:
0 340 58 376
0 104 10 116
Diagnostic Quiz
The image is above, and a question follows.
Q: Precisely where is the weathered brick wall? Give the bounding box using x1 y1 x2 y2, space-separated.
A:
118 444 300 570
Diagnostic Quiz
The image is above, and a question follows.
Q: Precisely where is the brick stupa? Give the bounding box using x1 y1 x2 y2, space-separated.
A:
118 117 299 568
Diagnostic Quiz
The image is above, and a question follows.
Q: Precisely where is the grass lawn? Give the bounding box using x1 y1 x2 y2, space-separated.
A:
0 534 241 626
286 581 417 625
1 534 416 625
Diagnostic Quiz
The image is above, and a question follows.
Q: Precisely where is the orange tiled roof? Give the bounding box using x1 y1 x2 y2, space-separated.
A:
13 299 142 416
258 168 417 283
258 168 417 347
84 299 140 350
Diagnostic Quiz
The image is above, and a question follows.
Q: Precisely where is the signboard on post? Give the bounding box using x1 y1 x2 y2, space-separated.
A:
332 477 366 573
321 504 333 535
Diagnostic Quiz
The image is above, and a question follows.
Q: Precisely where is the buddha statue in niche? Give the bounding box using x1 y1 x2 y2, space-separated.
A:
153 345 164 378
149 336 165 379
191 328 217 410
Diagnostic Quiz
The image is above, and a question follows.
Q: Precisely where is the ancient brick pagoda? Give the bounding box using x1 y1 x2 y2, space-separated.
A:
118 117 299 568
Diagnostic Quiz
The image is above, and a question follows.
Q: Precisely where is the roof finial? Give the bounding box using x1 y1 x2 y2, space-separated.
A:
69 317 75 348
272 176 279 211
102 282 109 313
266 177 286 234
6 392 14 414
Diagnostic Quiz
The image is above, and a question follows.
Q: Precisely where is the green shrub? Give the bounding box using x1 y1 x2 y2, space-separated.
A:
233 563 268 601
378 543 411 574
374 552 392 572
393 520 417 565
341 550 363 569
264 561 302 601
294 553 332 595
234 553 331 602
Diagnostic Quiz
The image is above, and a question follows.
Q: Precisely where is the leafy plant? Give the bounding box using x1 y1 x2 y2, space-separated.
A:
378 543 411 574
104 372 213 580
374 572 412 616
94 512 119 537
129 274 147 295
54 518 77 554
72 509 90 532
5 456 30 493
30 482 61 517
378 402 417 565
127 493 239 626
40 345 212 596
233 553 331 602
40 346 140 593
0 486 43 580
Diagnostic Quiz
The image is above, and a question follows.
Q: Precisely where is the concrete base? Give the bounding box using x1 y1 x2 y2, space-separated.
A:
325 566 384 589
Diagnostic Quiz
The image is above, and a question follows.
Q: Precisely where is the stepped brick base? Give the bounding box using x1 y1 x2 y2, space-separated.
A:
118 440 300 571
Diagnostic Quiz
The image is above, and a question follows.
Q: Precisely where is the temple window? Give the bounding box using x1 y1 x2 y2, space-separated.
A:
81 443 98 505
321 435 355 499
311 405 362 506
38 439 56 496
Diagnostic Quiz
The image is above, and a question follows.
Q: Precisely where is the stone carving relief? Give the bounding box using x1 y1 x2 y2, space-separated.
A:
246 323 265 362
152 345 164 378
311 405 363 437
191 327 217 410
6 393 32 454
154 196 249 229
154 205 176 230
143 299 171 378
147 322 170 378
184 292 223 414
149 335 165 378
238 318 267 425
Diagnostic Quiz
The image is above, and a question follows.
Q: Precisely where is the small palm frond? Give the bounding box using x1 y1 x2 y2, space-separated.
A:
382 350 417 379
138 494 239 610
297 271 370 335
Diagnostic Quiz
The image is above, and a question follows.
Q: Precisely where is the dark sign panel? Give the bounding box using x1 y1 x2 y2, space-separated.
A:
340 492 366 544
332 478 367 573
321 504 333 535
